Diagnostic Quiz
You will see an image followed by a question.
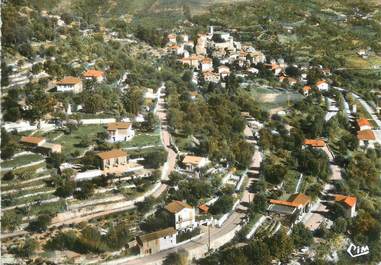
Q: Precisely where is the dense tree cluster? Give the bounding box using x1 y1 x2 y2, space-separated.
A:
198 228 312 265
167 77 256 168
45 223 132 253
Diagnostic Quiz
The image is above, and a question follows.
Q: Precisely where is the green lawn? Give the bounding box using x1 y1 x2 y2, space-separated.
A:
56 125 106 156
283 170 300 194
1 154 44 169
119 133 161 148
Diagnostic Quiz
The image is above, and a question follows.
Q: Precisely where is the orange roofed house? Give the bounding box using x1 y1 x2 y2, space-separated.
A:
303 86 312 96
56 76 83 93
303 139 325 148
165 200 195 230
357 129 376 148
316 80 329 91
20 136 62 154
334 194 357 218
268 193 311 223
201 58 213 72
96 149 129 174
106 122 135 143
83 69 105 83
167 33 177 44
356 118 371 131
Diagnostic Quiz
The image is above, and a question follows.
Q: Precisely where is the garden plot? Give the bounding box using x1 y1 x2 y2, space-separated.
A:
55 125 106 156
119 133 161 149
1 153 45 170
2 190 58 210
255 218 281 238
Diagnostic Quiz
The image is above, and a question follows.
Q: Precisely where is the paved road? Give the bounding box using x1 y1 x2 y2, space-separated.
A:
152 84 177 198
303 145 340 231
352 93 381 128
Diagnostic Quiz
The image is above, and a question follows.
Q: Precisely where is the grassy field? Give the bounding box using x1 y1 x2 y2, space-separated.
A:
250 86 303 112
1 154 44 169
119 133 161 148
55 125 106 156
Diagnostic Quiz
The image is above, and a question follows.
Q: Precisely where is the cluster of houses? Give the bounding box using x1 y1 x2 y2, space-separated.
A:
267 137 357 226
166 26 332 98
55 69 105 93
167 26 266 85
135 155 231 256
267 192 357 223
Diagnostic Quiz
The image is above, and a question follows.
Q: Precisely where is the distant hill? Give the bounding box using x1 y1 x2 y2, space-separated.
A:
23 0 248 16
152 0 249 14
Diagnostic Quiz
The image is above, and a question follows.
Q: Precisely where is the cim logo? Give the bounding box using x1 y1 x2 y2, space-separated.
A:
347 243 370 258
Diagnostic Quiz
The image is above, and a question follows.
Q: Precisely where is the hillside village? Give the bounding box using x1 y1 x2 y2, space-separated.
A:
1 1 381 265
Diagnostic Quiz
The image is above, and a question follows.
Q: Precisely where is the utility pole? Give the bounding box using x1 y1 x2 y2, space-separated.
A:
287 93 290 107
208 224 211 251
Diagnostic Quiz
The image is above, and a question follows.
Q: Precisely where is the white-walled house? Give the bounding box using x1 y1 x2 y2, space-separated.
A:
168 44 184 55
316 80 329 91
136 227 177 255
268 193 311 224
201 58 213 72
334 194 357 218
165 201 196 230
83 69 105 83
218 65 230 78
303 86 312 96
56 76 83 93
182 155 209 171
106 122 135 142
96 149 129 174
167 34 177 44
247 67 259 74
357 130 376 148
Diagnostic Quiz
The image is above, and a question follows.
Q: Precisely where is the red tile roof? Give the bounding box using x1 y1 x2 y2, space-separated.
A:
56 76 81 85
270 193 311 208
182 155 204 165
97 149 127 160
316 80 327 86
20 136 45 145
357 118 371 128
198 204 209 213
357 130 375 140
83 69 104 78
303 86 312 91
137 227 176 243
107 122 131 131
165 200 192 214
304 139 325 147
335 194 357 208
